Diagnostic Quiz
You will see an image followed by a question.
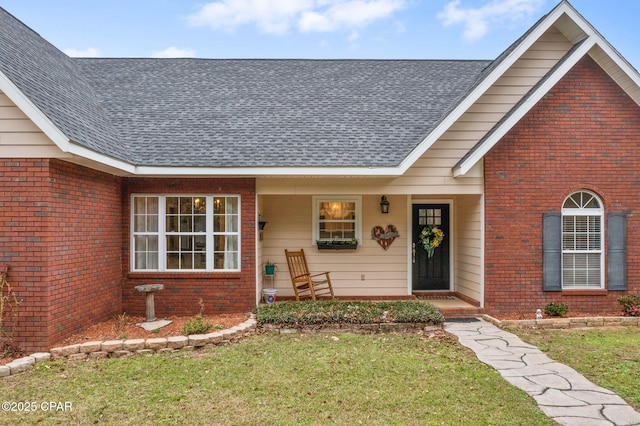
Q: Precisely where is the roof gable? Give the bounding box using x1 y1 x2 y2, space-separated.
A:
452 0 640 176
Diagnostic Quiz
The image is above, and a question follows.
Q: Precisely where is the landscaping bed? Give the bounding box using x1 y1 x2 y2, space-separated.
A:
485 314 639 329
1 313 250 366
256 300 445 326
54 313 250 345
4 299 636 366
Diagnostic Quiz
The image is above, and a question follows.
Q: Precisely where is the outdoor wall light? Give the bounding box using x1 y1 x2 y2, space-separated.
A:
258 216 267 241
380 195 390 214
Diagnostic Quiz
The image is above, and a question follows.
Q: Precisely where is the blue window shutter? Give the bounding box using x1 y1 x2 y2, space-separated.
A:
543 213 562 291
607 213 627 291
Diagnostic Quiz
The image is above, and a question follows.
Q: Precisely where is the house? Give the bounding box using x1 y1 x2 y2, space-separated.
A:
1 1 640 352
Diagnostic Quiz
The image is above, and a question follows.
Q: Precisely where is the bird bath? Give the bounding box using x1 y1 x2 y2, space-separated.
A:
134 284 164 322
134 284 172 330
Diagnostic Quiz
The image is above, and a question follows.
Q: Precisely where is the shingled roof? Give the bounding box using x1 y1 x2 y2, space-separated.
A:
75 58 491 168
0 7 492 169
0 8 127 161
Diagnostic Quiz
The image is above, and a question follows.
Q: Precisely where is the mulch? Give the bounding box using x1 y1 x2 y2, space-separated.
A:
1 312 250 365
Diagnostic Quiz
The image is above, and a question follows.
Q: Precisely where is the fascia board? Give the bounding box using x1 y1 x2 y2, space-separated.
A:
558 3 640 99
453 38 597 177
0 71 71 152
66 143 136 175
595 43 640 91
133 165 402 177
396 3 573 176
581 33 640 102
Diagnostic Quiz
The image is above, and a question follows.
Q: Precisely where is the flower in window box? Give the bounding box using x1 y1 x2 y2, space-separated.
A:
316 239 358 250
419 226 444 258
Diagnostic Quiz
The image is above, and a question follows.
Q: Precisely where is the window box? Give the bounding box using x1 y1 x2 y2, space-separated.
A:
316 240 358 250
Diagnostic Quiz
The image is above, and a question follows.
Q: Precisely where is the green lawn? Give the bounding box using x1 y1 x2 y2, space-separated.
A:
513 326 640 411
0 332 553 425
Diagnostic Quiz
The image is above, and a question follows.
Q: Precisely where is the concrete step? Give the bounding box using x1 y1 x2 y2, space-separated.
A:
438 306 484 319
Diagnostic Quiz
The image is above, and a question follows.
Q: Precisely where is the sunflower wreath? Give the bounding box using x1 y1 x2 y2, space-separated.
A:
418 225 444 258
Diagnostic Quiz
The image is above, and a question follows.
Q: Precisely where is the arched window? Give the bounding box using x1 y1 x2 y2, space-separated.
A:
561 190 603 288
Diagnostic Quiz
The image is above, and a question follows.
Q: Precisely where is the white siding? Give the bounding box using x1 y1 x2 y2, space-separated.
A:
453 195 483 301
0 91 65 158
394 27 573 193
259 194 408 297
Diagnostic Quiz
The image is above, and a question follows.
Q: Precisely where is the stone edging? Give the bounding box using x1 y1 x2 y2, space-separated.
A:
483 314 640 329
8 315 633 378
1 315 258 378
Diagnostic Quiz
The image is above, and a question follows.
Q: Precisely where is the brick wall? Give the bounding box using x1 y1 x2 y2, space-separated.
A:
1 164 256 351
122 178 256 317
484 56 640 315
0 159 122 352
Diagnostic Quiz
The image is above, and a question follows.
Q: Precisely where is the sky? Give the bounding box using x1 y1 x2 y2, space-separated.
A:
2 0 639 70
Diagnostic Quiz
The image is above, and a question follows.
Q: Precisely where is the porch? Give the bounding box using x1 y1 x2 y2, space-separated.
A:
256 192 484 311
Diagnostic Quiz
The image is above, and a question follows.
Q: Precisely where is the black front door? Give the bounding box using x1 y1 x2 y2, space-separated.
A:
412 204 450 291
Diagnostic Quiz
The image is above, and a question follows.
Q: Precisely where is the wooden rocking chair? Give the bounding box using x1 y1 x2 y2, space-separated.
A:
285 249 335 301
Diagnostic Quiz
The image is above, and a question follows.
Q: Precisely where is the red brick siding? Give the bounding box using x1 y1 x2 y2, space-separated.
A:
0 159 122 352
484 56 640 315
122 178 256 317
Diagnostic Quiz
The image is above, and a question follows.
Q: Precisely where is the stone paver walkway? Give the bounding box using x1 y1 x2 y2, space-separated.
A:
445 318 640 426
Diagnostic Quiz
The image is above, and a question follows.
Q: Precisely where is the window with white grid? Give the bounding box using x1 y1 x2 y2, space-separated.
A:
312 196 361 243
132 195 239 272
561 191 603 289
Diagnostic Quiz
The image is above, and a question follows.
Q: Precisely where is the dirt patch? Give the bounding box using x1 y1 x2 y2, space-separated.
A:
1 312 250 365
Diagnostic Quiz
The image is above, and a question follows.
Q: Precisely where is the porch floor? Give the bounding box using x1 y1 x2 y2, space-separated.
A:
416 296 483 319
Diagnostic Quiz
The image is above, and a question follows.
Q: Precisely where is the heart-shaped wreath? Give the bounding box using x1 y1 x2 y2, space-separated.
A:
371 225 399 251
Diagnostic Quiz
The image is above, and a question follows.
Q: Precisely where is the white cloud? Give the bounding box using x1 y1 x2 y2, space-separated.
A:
438 0 545 41
187 0 406 35
298 11 333 32
63 47 100 57
151 47 197 58
299 0 406 32
187 0 314 34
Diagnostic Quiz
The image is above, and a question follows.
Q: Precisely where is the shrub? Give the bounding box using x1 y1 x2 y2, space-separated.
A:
618 295 640 317
182 298 214 335
182 314 213 335
1 266 23 358
544 303 568 317
256 300 445 326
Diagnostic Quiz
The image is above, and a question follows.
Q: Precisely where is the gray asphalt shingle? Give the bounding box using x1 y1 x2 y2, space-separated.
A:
0 8 127 162
0 7 492 169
